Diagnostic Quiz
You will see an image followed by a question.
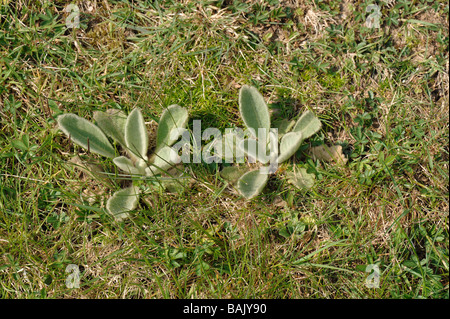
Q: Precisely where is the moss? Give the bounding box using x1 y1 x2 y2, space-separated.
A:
318 72 347 91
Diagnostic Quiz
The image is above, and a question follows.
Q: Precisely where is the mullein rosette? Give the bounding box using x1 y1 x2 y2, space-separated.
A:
219 85 322 199
57 105 188 221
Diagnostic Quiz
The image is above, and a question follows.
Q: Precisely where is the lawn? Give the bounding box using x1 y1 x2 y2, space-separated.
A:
0 0 448 298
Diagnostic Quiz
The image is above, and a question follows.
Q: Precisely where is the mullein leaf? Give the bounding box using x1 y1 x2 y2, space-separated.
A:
220 166 250 184
287 167 315 189
57 113 116 158
113 156 142 175
239 85 270 139
292 110 321 140
277 131 303 163
93 109 127 147
146 146 180 176
156 104 189 151
272 118 295 136
236 170 268 199
125 108 148 160
105 185 140 221
238 138 271 164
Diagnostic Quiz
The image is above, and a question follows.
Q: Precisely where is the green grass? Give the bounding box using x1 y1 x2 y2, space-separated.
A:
0 0 448 298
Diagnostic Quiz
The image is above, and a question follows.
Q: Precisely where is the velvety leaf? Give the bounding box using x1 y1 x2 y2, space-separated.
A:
238 138 271 164
106 186 140 221
259 131 279 174
287 167 315 189
272 118 295 136
292 110 321 140
277 131 303 163
236 170 268 199
239 85 270 139
220 166 250 184
113 156 141 175
57 113 116 158
146 146 179 176
93 109 127 147
125 108 148 160
156 104 189 151
309 144 348 164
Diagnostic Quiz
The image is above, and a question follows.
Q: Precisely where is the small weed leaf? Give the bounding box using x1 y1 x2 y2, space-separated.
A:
272 118 295 137
125 108 148 161
93 109 127 148
292 110 322 140
238 138 271 164
106 185 141 221
310 144 348 165
236 170 268 199
287 167 315 190
239 85 271 139
156 104 189 151
220 166 250 184
278 131 303 163
113 156 142 175
57 114 116 158
147 145 179 176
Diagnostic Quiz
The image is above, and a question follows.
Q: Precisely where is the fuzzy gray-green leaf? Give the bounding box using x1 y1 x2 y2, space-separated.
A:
292 110 321 139
220 166 250 184
236 170 268 199
57 113 116 158
146 146 179 176
93 109 127 147
287 167 315 190
239 138 271 164
208 131 244 163
239 85 270 139
106 185 140 221
113 156 141 175
277 131 303 163
125 108 148 160
156 104 189 151
272 118 295 136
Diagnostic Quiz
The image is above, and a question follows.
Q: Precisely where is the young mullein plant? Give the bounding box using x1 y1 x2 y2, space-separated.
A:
221 85 321 199
57 105 188 221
